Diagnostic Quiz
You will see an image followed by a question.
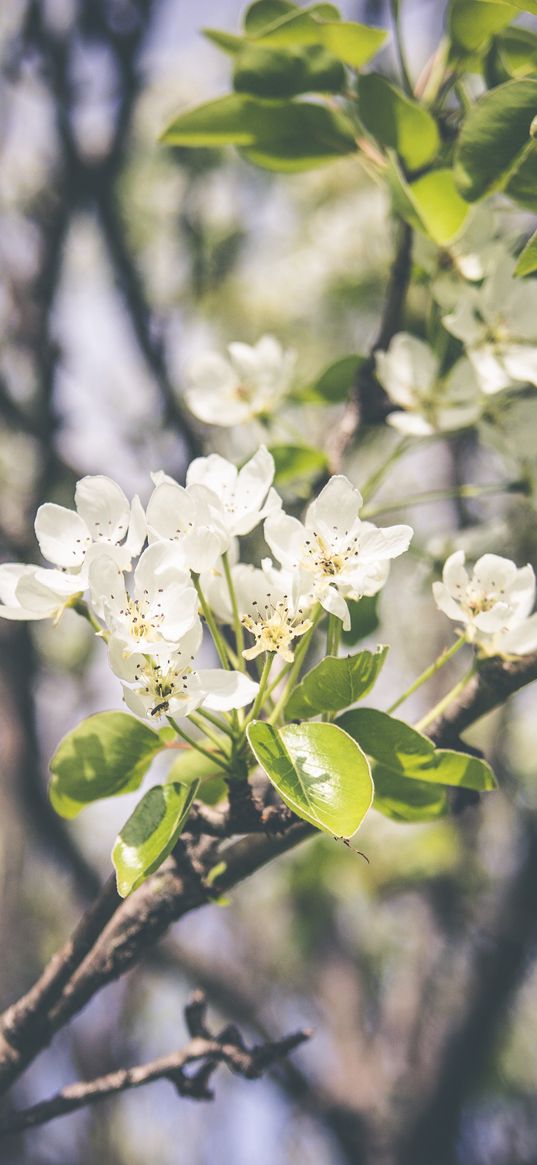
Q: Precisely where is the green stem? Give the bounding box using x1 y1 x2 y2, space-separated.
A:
327 613 341 659
390 0 413 95
167 716 231 773
363 481 523 520
242 653 274 730
187 713 229 757
193 575 231 670
387 633 467 715
73 599 106 637
414 664 475 734
222 551 245 667
360 437 411 504
196 707 235 739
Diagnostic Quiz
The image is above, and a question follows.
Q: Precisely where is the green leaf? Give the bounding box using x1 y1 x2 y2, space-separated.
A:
161 94 357 172
342 594 380 646
301 354 363 403
203 29 245 54
373 767 449 821
492 27 537 80
387 157 470 243
270 444 329 486
255 8 388 70
337 708 496 790
502 0 537 14
247 720 373 836
515 228 537 275
112 781 199 897
505 145 537 210
448 0 515 55
454 79 537 202
49 712 163 819
285 646 388 720
358 74 440 170
233 42 345 98
244 0 299 35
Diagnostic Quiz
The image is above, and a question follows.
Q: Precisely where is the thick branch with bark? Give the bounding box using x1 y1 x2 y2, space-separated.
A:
0 992 310 1136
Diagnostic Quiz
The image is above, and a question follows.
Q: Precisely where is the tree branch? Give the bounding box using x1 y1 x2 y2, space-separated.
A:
0 992 310 1136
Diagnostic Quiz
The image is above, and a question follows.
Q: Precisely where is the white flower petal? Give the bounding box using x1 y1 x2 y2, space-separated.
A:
319 585 351 630
307 476 362 538
74 475 130 543
499 613 537 655
264 512 306 570
198 669 259 711
35 503 91 568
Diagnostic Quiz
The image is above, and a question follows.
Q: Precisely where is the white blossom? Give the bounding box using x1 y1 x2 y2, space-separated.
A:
89 542 199 658
185 335 295 426
145 481 229 572
375 333 482 436
264 476 413 630
433 551 537 656
109 622 258 721
185 446 281 537
35 475 146 574
0 562 84 622
237 564 313 662
443 255 537 394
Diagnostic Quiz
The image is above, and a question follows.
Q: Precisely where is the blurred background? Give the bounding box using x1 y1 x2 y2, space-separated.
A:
2 1 537 1163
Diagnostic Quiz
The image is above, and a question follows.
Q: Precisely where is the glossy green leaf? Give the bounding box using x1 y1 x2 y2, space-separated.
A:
257 10 388 69
161 94 356 172
493 27 537 80
454 79 537 202
203 29 245 54
373 767 449 821
337 708 496 790
233 42 345 98
285 646 388 720
247 720 373 836
303 354 362 403
358 74 440 170
505 145 537 210
166 747 228 805
449 0 514 55
270 444 329 485
342 595 380 646
502 0 537 14
112 781 199 897
515 228 537 275
49 712 163 819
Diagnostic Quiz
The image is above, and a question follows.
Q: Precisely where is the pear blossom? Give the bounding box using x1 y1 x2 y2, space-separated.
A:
145 480 229 572
89 542 199 658
0 562 84 621
375 334 482 436
442 255 537 394
433 551 537 656
235 564 313 662
108 623 258 721
264 476 413 630
35 475 146 574
185 446 281 537
185 335 295 426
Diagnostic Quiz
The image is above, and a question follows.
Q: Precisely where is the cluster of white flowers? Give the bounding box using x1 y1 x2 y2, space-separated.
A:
0 449 413 721
433 551 537 657
375 250 537 437
185 336 295 427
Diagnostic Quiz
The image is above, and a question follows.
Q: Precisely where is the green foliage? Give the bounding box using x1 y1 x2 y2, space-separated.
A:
49 712 163 818
284 645 388 720
358 74 440 170
112 781 199 897
448 0 515 57
233 42 345 98
270 444 329 486
388 158 470 244
300 354 363 403
161 95 356 172
373 767 449 821
487 27 537 83
515 229 537 275
247 719 373 836
454 79 537 204
342 595 380 646
337 708 497 790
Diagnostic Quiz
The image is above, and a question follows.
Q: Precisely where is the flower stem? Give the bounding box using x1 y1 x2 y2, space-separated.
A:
387 633 467 715
187 713 230 758
222 551 245 667
196 707 235 738
363 481 524 520
390 0 413 95
269 606 323 724
193 575 231 670
326 613 341 658
242 653 274 730
167 716 231 773
73 599 106 637
414 664 475 734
